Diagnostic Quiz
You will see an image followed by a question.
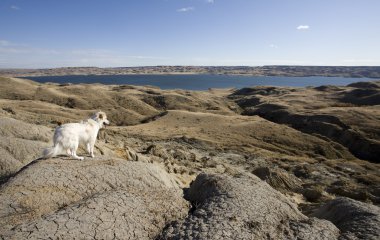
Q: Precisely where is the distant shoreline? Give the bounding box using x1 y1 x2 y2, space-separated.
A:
1 65 380 78
18 74 373 91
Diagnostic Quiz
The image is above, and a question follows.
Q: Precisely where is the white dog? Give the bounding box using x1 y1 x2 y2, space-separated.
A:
43 111 110 160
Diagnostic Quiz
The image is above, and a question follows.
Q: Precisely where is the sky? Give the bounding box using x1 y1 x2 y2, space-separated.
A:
1 0 380 68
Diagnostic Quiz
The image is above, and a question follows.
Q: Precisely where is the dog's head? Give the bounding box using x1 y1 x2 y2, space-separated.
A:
91 111 110 128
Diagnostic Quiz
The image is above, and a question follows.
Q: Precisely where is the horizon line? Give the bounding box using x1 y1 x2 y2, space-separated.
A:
1 65 380 70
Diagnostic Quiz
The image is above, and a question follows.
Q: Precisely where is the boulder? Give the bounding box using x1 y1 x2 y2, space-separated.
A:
0 117 51 180
313 197 380 240
252 166 302 193
159 173 339 239
0 157 189 239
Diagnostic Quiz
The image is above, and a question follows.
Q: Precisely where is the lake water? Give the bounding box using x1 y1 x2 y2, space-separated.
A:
23 75 369 90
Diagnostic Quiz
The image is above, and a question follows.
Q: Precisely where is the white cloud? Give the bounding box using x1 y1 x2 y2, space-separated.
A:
342 59 380 64
0 39 26 47
206 0 215 3
0 40 172 68
10 5 20 10
189 57 306 66
69 49 113 57
297 25 310 30
126 55 170 60
0 40 11 46
269 44 278 49
0 46 60 55
177 7 194 12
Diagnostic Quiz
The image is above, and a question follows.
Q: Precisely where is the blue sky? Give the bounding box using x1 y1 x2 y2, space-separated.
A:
1 0 379 68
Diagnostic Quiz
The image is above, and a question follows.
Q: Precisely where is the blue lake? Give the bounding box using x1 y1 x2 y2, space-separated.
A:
23 75 369 90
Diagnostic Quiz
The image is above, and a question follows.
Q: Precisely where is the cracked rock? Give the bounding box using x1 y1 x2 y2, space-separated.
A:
158 173 339 239
313 197 380 240
0 157 189 239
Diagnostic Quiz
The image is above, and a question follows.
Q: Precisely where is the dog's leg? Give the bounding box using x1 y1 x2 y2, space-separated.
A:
70 143 84 160
71 150 84 160
86 143 91 156
89 139 96 158
90 143 95 158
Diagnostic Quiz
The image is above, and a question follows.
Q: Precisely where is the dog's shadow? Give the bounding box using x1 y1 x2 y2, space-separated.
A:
0 158 42 186
55 155 85 161
53 154 96 161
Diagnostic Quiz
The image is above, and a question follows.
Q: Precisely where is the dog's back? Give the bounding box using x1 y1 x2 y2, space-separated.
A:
53 123 86 149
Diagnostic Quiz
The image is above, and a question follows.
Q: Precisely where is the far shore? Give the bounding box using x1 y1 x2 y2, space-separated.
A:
1 65 380 78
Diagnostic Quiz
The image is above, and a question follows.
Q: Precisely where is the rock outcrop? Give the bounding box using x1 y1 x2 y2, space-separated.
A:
229 82 380 162
159 173 339 239
313 197 380 240
0 158 189 239
0 117 51 181
252 166 302 193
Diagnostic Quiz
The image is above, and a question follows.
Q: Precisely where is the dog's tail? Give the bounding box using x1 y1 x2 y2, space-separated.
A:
42 144 61 159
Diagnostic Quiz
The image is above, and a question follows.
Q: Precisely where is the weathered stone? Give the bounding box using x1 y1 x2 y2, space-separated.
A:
313 197 380 240
0 117 51 180
159 173 339 239
0 158 189 239
252 166 302 193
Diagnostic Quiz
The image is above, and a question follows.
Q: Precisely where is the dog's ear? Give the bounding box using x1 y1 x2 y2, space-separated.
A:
99 113 103 119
